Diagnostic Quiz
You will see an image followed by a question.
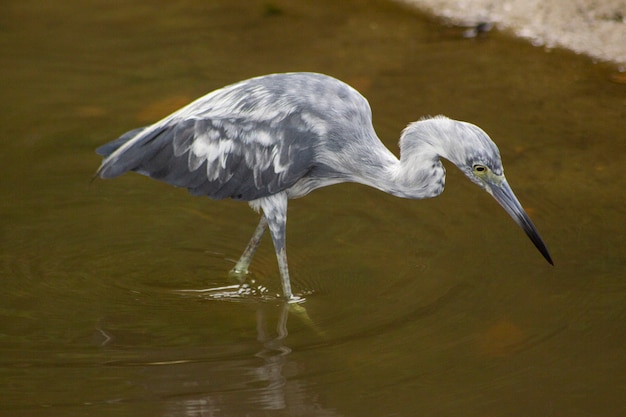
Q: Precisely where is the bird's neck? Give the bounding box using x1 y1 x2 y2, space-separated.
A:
318 120 456 200
382 118 470 199
387 147 446 199
340 138 446 200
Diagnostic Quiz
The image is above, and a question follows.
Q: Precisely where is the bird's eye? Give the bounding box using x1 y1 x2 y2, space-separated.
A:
473 164 488 173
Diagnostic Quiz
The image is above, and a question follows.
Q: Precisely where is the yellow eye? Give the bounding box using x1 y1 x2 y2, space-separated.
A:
473 164 488 173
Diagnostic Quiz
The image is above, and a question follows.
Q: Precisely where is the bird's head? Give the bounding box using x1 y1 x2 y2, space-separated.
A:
406 116 553 265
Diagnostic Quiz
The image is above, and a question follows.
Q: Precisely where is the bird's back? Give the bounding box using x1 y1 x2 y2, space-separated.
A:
96 72 375 201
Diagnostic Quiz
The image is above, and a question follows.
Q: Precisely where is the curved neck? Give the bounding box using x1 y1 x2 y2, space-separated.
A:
325 132 446 200
315 117 464 200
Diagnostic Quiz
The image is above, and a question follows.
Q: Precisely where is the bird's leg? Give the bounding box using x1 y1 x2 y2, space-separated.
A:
257 193 302 303
231 216 268 276
266 216 305 303
274 246 293 300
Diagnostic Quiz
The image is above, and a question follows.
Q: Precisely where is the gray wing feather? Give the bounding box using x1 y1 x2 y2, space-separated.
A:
96 105 318 201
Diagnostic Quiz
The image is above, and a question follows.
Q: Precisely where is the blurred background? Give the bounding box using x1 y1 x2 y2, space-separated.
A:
1 1 624 416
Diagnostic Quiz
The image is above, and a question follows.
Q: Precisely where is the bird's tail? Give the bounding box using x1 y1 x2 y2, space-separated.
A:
96 127 147 158
94 126 159 179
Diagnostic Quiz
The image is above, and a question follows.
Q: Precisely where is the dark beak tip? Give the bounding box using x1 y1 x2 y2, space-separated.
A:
491 183 554 268
532 236 553 266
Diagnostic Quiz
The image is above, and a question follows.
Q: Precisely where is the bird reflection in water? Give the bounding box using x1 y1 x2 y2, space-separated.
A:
132 301 337 417
250 303 293 410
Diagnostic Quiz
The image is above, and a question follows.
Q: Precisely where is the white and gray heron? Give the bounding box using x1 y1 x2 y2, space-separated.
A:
96 72 553 302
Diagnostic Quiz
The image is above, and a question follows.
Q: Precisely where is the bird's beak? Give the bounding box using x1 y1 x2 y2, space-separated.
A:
487 178 553 265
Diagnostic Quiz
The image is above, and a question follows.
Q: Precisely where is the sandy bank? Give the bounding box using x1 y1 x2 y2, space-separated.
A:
398 0 626 66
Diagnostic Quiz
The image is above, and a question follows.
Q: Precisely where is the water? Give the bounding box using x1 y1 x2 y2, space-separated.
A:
1 0 624 416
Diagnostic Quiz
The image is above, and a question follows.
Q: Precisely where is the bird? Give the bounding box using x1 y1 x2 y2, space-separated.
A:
95 72 553 303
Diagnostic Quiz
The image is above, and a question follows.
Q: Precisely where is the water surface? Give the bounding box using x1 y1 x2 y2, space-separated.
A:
1 0 624 416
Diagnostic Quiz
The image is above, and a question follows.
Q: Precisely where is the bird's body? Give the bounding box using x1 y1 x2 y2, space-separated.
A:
96 72 552 302
96 73 437 201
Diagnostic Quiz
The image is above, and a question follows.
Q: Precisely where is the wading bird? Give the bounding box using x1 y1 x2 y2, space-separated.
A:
96 72 552 302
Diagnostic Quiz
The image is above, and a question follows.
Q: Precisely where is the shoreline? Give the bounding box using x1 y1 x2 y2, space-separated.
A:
398 0 626 67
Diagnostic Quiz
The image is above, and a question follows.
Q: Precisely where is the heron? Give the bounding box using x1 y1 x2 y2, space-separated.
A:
95 72 553 303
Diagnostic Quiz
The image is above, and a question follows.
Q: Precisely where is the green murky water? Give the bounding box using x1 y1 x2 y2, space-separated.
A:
1 0 624 416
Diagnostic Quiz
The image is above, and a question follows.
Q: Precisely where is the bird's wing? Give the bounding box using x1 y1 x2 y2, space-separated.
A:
96 111 319 201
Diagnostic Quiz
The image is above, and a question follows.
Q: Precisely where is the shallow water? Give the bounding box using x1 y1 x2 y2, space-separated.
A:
1 0 624 416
